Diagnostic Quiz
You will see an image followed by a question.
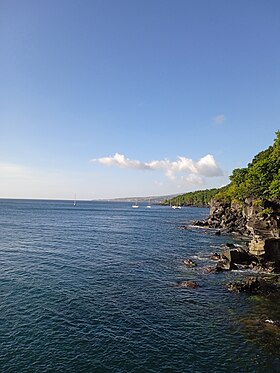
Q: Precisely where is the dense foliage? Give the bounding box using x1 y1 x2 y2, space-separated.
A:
165 131 280 206
215 131 280 202
165 188 219 207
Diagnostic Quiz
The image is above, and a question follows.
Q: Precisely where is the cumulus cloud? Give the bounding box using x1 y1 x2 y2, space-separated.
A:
213 114 226 125
181 174 205 185
91 153 223 181
93 153 150 170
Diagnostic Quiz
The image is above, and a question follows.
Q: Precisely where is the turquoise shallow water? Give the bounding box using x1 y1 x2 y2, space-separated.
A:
0 199 279 372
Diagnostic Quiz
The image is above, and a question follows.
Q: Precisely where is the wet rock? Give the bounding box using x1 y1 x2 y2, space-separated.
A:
192 220 208 227
227 277 261 293
215 230 221 236
177 280 200 288
222 247 251 265
264 319 280 327
209 252 221 261
204 266 217 273
215 259 238 272
227 276 280 294
257 260 280 273
183 259 197 267
226 243 236 249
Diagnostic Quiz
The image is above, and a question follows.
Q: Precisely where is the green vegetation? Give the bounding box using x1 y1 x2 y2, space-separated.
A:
165 188 219 207
215 131 280 202
165 131 280 207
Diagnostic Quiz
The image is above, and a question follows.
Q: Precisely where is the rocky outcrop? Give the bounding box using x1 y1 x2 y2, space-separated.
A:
195 198 280 262
206 244 280 273
227 276 280 295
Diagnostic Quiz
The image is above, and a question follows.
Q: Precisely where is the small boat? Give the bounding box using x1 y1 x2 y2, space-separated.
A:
132 200 139 208
171 201 181 209
146 198 151 208
73 194 77 207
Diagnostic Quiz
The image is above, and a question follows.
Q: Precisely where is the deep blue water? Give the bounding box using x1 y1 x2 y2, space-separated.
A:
0 199 279 372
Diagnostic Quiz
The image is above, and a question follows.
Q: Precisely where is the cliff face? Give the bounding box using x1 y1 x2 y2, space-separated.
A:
205 198 280 260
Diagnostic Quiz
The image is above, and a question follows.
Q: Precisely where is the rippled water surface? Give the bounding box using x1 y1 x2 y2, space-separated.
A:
0 199 279 372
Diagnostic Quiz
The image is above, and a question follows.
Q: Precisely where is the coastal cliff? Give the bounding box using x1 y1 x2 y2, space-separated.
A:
192 131 280 264
196 198 280 260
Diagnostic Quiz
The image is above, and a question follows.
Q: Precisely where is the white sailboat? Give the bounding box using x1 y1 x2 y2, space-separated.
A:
146 198 151 208
132 200 139 208
73 194 77 207
171 199 181 209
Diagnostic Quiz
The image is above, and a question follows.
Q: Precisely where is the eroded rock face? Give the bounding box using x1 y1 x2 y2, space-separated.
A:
246 200 280 259
195 198 280 262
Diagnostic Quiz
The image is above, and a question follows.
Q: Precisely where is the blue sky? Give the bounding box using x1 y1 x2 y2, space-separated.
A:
1 0 280 199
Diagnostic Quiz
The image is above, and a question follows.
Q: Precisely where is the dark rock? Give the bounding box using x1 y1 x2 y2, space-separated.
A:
215 259 238 271
222 248 251 265
215 230 221 236
264 319 280 327
177 280 200 288
192 220 208 227
227 276 280 294
258 260 280 273
193 197 280 273
204 266 217 273
209 252 221 261
183 259 197 268
227 277 261 293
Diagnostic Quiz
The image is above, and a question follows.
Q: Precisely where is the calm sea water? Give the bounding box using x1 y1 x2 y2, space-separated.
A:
0 199 279 372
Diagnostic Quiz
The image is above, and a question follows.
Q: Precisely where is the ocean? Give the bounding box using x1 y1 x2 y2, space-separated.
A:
0 199 279 372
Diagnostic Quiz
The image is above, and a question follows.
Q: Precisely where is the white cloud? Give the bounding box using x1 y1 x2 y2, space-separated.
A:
91 153 223 182
181 174 205 185
92 153 150 170
213 114 226 125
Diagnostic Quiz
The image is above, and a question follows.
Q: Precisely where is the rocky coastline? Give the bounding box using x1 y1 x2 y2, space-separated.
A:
185 198 280 295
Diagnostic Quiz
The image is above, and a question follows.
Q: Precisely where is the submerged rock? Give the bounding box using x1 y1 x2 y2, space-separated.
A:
209 252 221 261
177 280 200 289
204 266 216 273
183 259 197 268
192 220 209 227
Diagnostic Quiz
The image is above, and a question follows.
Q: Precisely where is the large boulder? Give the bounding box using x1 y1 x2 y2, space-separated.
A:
249 237 280 260
222 247 251 264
